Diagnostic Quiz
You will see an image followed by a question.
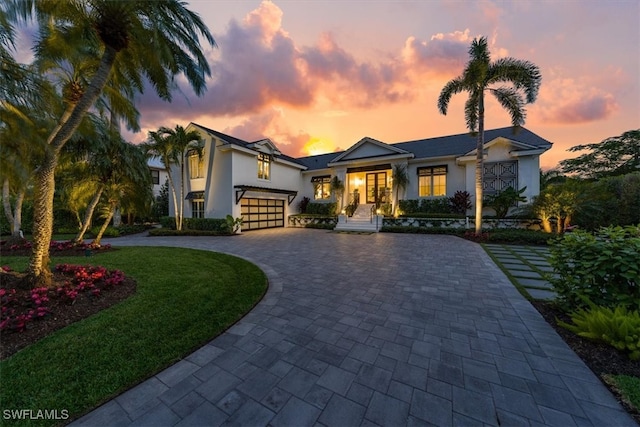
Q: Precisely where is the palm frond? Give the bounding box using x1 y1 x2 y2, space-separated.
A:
490 87 526 127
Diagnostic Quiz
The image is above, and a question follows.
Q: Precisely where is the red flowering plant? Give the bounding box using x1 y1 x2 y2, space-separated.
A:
1 240 111 255
0 264 126 332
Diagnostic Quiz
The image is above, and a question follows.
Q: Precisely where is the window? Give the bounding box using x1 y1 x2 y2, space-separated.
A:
483 161 517 195
151 169 160 185
191 199 204 218
188 152 205 179
311 176 331 200
418 166 447 197
258 153 271 180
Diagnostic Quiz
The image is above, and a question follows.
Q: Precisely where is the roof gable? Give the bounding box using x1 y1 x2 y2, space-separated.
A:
330 137 411 163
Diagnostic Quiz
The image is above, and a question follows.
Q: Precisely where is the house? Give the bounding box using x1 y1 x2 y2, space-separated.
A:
148 157 169 198
170 123 552 231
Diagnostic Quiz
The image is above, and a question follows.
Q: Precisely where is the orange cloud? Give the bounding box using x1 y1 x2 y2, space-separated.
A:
534 73 619 124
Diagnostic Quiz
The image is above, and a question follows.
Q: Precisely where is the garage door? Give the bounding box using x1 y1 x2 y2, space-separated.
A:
240 198 285 231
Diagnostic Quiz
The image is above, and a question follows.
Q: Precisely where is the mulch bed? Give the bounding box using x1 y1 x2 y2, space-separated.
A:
532 300 640 423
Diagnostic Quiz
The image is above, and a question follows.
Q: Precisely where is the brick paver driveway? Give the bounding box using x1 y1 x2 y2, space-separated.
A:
74 228 635 426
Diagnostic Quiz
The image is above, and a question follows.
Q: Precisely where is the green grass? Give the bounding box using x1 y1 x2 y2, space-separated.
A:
0 247 267 426
606 375 640 411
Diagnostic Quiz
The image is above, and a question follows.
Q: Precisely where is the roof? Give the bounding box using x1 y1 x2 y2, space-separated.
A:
301 126 552 171
191 123 306 167
190 123 552 172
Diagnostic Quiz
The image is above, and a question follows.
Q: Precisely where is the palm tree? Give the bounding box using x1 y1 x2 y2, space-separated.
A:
144 125 204 231
4 0 216 286
438 36 541 235
91 141 152 246
392 164 409 216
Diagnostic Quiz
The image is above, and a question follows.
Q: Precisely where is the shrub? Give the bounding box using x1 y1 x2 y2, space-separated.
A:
484 187 527 219
419 198 452 214
91 226 121 238
148 229 230 237
547 226 640 311
449 191 472 215
306 202 337 216
159 216 175 229
559 302 640 361
182 218 229 232
297 196 310 214
116 224 148 236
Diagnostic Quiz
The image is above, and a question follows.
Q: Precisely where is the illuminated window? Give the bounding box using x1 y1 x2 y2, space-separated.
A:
258 153 271 180
418 166 447 197
191 199 204 218
312 176 331 200
151 169 160 185
188 151 205 179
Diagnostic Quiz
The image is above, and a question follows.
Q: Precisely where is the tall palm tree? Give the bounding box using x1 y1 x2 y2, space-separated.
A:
164 125 204 231
438 37 541 235
4 0 216 286
392 164 409 217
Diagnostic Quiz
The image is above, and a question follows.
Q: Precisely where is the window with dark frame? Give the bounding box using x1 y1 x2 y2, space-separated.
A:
311 176 331 200
151 169 160 185
258 153 271 180
418 166 447 197
191 199 204 218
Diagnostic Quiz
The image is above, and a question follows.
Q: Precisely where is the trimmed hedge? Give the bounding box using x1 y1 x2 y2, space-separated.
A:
159 216 229 233
306 202 337 215
148 229 231 237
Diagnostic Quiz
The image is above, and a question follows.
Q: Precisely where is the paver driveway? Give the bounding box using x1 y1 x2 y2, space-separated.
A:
73 229 635 426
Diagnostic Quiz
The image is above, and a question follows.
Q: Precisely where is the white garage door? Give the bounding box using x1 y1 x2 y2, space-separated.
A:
240 198 285 231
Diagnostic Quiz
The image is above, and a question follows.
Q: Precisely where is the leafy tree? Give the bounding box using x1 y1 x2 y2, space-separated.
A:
153 179 170 220
438 37 541 235
484 187 527 219
560 129 640 179
3 0 215 286
391 164 409 217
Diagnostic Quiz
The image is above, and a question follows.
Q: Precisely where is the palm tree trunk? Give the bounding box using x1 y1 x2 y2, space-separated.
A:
74 186 104 243
2 180 26 242
27 47 118 287
475 93 485 235
28 154 57 287
2 179 15 234
165 164 180 230
178 161 185 231
92 201 117 246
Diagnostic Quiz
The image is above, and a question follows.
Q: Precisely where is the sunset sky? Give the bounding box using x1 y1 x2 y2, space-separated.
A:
118 1 638 169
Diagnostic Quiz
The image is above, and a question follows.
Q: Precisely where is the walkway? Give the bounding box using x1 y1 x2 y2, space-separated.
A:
73 229 635 426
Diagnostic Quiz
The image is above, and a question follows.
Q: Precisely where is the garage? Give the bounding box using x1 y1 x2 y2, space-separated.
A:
240 198 285 231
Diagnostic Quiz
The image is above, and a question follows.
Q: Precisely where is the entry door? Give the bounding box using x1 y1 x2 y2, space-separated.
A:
366 172 387 204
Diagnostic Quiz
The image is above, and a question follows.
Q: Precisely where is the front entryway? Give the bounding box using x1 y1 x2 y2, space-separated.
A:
366 172 387 204
240 198 285 231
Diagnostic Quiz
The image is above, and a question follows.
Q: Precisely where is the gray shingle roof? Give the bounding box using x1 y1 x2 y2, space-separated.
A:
192 123 552 172
300 126 552 170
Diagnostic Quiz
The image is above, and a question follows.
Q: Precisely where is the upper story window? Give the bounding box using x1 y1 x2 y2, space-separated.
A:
151 169 160 185
418 166 447 197
258 153 271 180
312 176 331 200
188 151 205 179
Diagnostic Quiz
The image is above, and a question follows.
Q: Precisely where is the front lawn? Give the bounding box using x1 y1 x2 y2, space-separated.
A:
0 247 267 426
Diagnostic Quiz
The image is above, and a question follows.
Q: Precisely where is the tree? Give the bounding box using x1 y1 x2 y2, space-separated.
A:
91 141 151 245
4 0 216 286
391 164 409 216
438 37 541 235
144 125 203 231
560 129 640 179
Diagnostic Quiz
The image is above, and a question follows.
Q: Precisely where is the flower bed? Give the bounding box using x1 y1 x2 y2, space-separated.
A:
0 240 112 256
1 264 126 333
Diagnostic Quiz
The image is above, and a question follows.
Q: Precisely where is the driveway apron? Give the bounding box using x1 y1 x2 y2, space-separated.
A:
73 229 635 426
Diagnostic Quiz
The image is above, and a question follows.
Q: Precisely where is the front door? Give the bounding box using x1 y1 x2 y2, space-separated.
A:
366 172 387 204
